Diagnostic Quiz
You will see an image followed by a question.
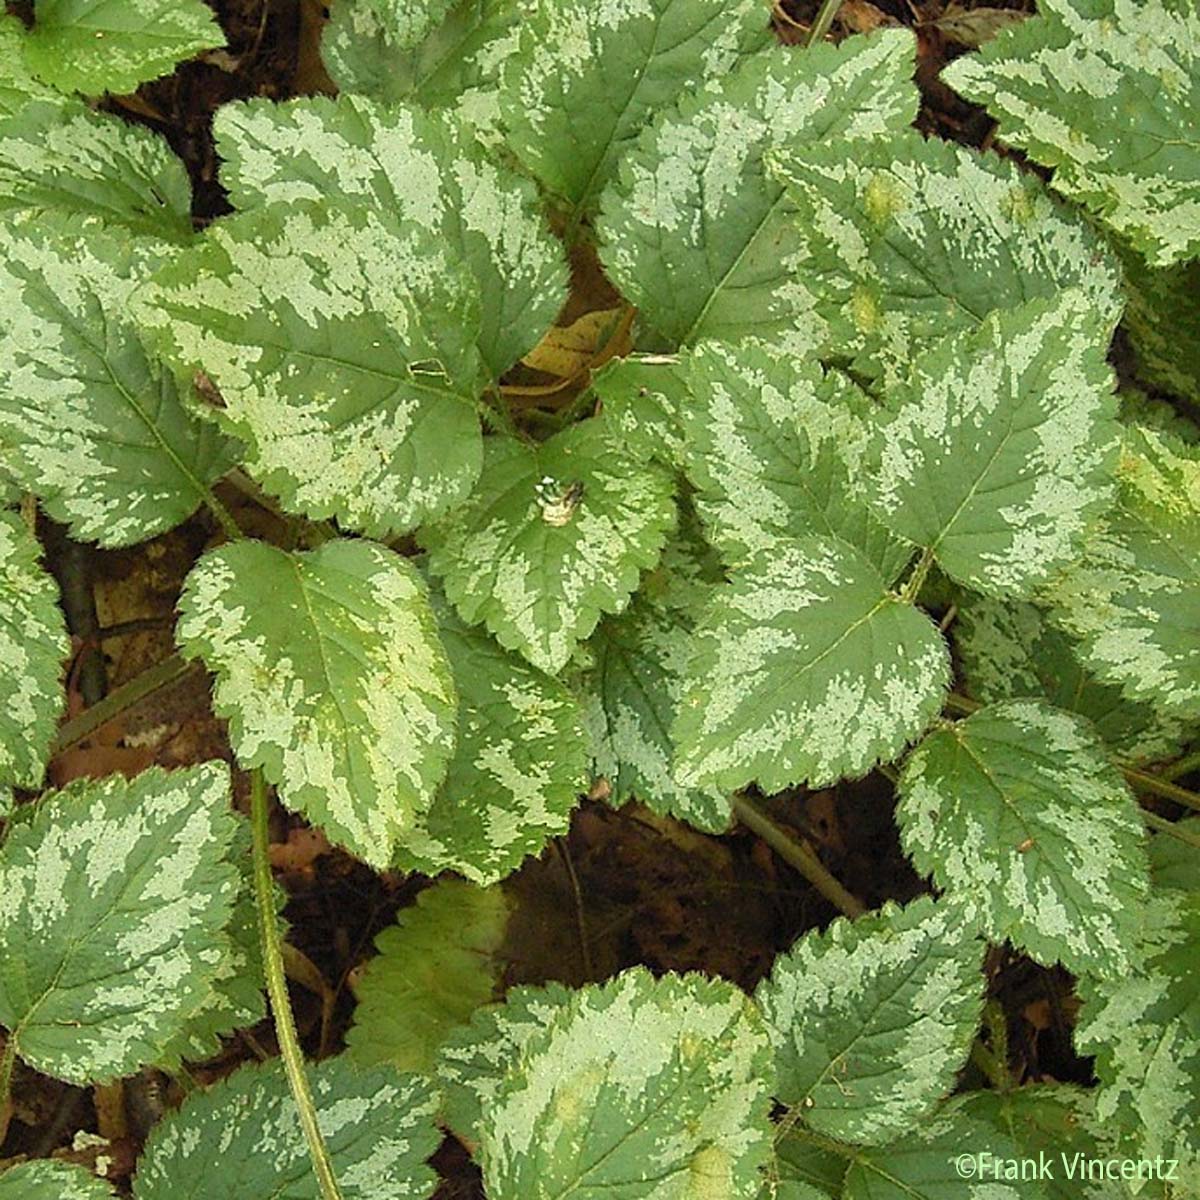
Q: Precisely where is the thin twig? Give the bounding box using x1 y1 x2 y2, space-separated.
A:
556 837 594 979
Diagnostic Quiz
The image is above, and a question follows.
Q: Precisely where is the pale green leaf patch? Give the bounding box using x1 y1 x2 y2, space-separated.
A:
942 0 1200 267
897 700 1150 977
0 1161 115 1199
866 290 1120 599
755 896 985 1146
212 93 567 377
0 510 67 798
482 967 773 1200
176 538 458 867
673 535 950 794
591 352 693 470
133 1056 441 1200
0 763 239 1084
135 200 487 537
346 879 508 1072
22 0 224 97
0 16 59 118
0 215 237 547
422 418 676 675
597 28 918 349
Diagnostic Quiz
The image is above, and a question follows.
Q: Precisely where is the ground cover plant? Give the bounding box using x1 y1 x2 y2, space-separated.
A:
0 0 1198 1196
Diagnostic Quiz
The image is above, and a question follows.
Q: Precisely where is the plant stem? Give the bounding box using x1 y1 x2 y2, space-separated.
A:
250 769 343 1200
1164 748 1200 781
0 1032 17 1146
731 794 867 918
205 489 243 542
806 0 843 45
899 546 935 604
1143 810 1200 851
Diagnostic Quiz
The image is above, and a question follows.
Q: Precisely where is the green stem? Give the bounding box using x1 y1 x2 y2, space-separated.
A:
775 1117 858 1159
0 1031 17 1145
1164 748 1200 782
806 0 844 45
250 769 342 1200
203 486 242 542
1144 810 1200 851
899 546 935 605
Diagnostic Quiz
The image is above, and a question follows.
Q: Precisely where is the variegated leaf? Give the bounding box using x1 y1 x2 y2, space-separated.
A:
596 28 917 349
755 897 985 1146
942 0 1200 267
0 1162 114 1200
1121 386 1200 447
897 700 1150 977
767 131 1122 387
1046 426 1200 719
1120 247 1200 407
176 539 458 867
422 418 676 675
482 967 773 1200
0 764 239 1084
498 0 768 219
212 94 566 376
396 595 588 884
0 101 192 239
1076 892 1200 1186
135 201 486 537
0 16 60 118
765 1133 847 1200
591 353 692 470
0 215 237 547
679 339 909 579
673 535 950 794
0 510 67 799
955 595 1192 764
133 1056 441 1200
866 290 1120 599
22 0 223 96
346 879 509 1071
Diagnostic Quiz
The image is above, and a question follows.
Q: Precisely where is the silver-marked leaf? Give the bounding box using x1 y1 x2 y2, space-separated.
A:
767 132 1122 387
596 28 917 349
0 101 192 239
0 216 237 547
482 967 773 1200
679 339 909 579
176 539 457 867
1149 815 1200 894
436 981 574 1144
346 879 508 1071
396 596 588 884
942 0 1200 267
351 0 456 48
1076 892 1200 1185
755 896 984 1146
591 353 692 470
897 700 1150 977
133 1056 440 1200
1046 426 1200 719
498 0 768 219
673 535 950 794
0 16 60 118
867 290 1120 599
0 511 66 797
0 1162 115 1200
583 519 732 833
955 596 1192 764
135 201 485 537
23 0 223 96
213 94 566 376
0 763 238 1084
422 418 676 675
1120 247 1200 407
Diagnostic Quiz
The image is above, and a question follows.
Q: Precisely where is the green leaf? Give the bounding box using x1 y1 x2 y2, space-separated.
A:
897 700 1150 976
955 595 1192 764
767 1132 848 1200
596 28 917 349
176 538 458 867
866 290 1119 599
0 510 66 797
673 535 950 794
0 101 192 239
0 763 239 1084
422 418 676 675
135 200 486 537
133 1056 441 1200
1149 815 1200 893
942 0 1200 267
1076 892 1200 1185
0 1162 115 1200
212 94 566 377
0 16 60 118
497 0 767 219
767 131 1122 387
1046 426 1200 719
346 879 508 1071
1119 246 1200 407
482 967 774 1200
23 0 224 96
755 897 984 1145
590 353 693 470
396 596 589 884
679 339 909 579
0 215 237 547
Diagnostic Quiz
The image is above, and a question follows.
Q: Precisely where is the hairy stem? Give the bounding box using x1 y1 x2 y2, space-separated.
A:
0 1032 16 1146
205 488 243 542
806 0 844 45
898 546 935 605
1143 810 1200 851
250 769 343 1200
1164 748 1200 782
